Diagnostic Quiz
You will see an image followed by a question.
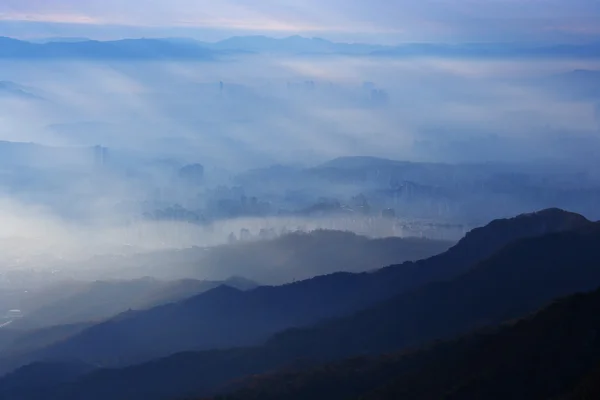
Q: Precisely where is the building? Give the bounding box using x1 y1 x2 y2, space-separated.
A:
239 228 253 241
93 145 108 166
363 81 376 90
370 89 389 106
381 208 396 219
178 163 204 183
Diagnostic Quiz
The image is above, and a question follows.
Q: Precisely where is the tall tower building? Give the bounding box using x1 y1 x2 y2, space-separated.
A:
94 145 108 166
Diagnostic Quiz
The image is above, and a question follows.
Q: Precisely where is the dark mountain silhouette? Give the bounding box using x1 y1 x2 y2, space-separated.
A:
14 209 586 369
264 220 600 361
0 210 595 399
16 278 167 328
208 285 600 400
371 208 592 292
0 361 95 400
564 364 600 400
0 323 93 357
134 277 259 308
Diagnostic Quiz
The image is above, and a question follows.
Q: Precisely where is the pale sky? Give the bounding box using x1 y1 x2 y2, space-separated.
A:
0 0 599 43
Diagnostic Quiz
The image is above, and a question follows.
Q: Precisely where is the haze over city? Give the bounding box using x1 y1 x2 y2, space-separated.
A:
1 1 600 399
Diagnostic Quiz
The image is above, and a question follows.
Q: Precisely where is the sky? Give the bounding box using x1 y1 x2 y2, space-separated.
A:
0 0 599 43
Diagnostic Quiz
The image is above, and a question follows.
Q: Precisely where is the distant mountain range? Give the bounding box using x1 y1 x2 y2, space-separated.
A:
0 208 596 400
31 37 91 44
0 277 260 362
85 230 453 284
237 155 600 223
197 35 384 54
1 36 600 59
0 37 217 60
15 209 584 369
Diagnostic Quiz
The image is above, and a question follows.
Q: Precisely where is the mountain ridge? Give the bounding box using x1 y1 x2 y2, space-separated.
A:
1 213 598 399
206 284 600 400
0 37 217 60
0 209 592 400
22 209 588 369
17 209 591 366
1 36 600 59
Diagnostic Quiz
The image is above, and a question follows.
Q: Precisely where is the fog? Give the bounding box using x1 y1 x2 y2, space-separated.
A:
3 55 600 167
1 37 600 393
0 0 600 393
1 46 600 285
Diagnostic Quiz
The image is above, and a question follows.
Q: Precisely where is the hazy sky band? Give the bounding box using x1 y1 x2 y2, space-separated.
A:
1 0 599 43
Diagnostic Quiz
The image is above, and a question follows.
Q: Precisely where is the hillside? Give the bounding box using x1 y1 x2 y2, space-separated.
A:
265 220 600 361
0 210 596 399
15 209 586 369
564 365 600 400
97 230 453 284
183 230 453 284
210 285 600 400
0 323 92 357
9 277 257 329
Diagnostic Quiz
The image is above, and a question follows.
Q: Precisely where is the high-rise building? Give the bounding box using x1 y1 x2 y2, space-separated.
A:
93 145 108 166
370 89 389 106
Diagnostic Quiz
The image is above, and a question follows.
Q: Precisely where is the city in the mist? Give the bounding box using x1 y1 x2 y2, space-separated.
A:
1 2 600 399
1 1 600 275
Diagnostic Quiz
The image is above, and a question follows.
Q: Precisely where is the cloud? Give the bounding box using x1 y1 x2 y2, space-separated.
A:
0 0 599 42
1 41 600 268
0 12 100 24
